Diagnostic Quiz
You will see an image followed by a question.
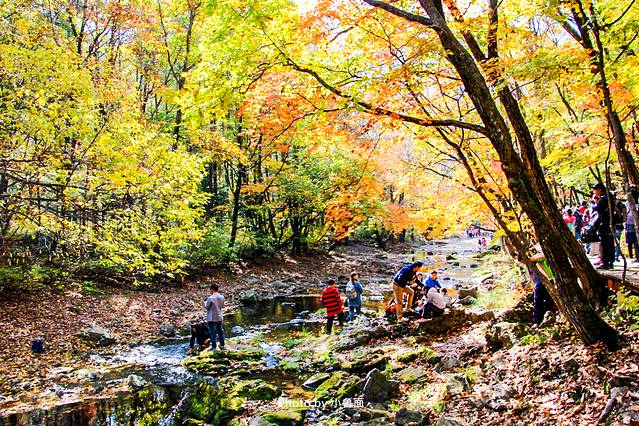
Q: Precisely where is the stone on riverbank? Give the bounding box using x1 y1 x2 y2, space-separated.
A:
233 379 281 400
343 350 389 373
485 321 528 350
303 373 332 389
363 368 398 403
396 408 429 426
397 367 429 384
261 409 305 426
331 317 388 351
76 325 117 346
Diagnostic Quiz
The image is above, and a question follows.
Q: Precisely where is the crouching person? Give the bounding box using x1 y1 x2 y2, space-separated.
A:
188 322 210 354
423 287 447 319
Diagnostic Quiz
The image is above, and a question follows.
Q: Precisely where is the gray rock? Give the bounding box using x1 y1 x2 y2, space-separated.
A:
434 356 461 373
250 417 277 426
476 383 514 411
231 326 246 334
239 289 270 306
157 324 176 337
485 322 528 350
458 286 479 299
498 293 533 323
466 308 495 322
397 367 428 383
363 368 395 403
459 296 476 306
345 351 389 373
343 407 392 422
436 416 463 426
332 319 388 351
610 386 629 401
76 325 117 346
303 373 332 389
127 374 147 390
395 408 428 425
445 374 469 396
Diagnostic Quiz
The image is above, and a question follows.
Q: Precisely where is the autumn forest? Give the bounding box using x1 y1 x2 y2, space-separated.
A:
2 0 639 424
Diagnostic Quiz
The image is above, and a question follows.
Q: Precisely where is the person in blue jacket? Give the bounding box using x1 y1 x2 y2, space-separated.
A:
392 261 423 321
346 272 364 321
424 270 442 290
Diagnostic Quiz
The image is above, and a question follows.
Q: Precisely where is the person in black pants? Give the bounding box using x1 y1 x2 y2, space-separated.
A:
592 182 615 270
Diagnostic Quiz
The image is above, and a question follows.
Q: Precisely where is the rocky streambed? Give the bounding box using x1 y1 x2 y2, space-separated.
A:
0 237 513 426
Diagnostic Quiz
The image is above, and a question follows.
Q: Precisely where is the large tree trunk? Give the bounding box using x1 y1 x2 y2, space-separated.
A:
417 0 618 347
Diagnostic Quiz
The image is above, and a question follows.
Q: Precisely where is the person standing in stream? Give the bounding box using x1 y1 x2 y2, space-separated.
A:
320 279 344 334
346 272 364 321
205 283 225 350
392 261 423 321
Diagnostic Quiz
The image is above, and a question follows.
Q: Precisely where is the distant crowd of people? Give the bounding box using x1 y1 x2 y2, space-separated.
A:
564 182 639 269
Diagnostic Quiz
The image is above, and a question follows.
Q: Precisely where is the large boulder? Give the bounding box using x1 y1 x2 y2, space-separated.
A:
362 368 398 403
415 308 468 334
76 325 117 346
314 372 346 401
239 289 270 306
466 308 495 323
157 324 176 338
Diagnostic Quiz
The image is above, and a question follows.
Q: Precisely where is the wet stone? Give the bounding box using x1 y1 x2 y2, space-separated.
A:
303 373 332 390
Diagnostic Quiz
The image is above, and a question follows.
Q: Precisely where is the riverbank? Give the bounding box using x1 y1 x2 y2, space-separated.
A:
0 241 414 407
3 237 637 425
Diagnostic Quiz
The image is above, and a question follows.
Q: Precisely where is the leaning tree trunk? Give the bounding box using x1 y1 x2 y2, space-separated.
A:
417 0 619 348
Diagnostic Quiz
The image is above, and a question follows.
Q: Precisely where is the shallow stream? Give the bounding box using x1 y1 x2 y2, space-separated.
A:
0 237 490 425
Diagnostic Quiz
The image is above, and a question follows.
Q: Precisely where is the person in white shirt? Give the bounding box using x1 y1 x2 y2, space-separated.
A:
422 287 447 318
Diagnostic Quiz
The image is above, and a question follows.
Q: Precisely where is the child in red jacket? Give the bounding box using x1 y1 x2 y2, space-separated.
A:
320 279 344 334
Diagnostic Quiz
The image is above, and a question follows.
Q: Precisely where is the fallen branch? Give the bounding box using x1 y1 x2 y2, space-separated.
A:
597 397 617 424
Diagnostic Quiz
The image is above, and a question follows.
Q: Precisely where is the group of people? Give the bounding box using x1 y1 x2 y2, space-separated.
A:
319 273 364 334
566 183 639 269
318 265 455 334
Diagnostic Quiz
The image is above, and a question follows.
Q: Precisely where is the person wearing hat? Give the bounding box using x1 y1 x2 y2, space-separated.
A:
592 182 615 270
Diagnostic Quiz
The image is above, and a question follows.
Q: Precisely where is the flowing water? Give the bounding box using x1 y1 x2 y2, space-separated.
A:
0 237 489 426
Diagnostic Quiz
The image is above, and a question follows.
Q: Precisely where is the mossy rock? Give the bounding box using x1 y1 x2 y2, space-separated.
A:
233 380 281 401
262 410 305 426
314 371 346 401
217 346 264 361
183 354 232 375
420 347 442 364
398 367 428 383
396 351 420 364
185 381 245 424
335 375 362 400
446 254 456 261
279 357 301 371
